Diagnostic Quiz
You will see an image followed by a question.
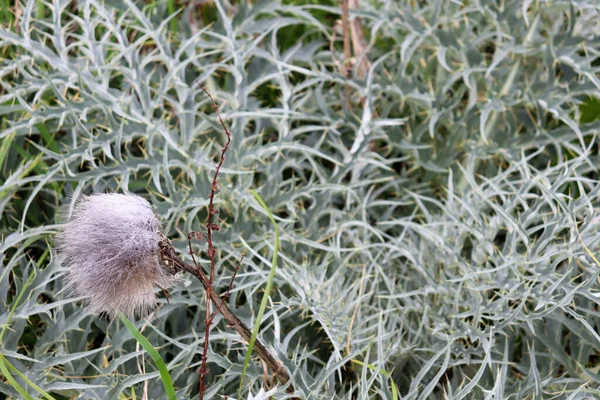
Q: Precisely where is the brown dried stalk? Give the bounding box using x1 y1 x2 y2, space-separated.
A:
348 0 370 79
341 0 352 77
223 253 245 303
159 83 292 398
339 0 371 79
159 239 291 390
195 81 231 399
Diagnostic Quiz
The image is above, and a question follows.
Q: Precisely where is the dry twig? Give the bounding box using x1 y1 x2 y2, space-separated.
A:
348 0 370 79
159 239 292 389
158 84 292 398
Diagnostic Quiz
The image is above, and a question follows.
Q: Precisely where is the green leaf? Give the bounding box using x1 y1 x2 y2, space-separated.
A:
119 314 177 400
1 355 55 400
0 355 36 400
239 190 280 394
0 132 15 175
0 269 35 342
167 0 176 34
351 359 399 400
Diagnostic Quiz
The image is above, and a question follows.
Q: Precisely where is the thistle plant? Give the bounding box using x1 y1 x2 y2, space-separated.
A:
55 87 292 398
2 1 600 399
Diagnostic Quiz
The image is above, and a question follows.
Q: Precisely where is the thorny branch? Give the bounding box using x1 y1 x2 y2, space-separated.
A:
159 84 292 398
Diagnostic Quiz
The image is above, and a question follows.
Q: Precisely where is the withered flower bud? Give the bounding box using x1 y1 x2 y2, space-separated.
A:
56 193 172 317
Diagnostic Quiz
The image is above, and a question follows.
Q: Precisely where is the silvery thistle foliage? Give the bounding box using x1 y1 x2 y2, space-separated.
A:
56 193 172 318
2 0 600 398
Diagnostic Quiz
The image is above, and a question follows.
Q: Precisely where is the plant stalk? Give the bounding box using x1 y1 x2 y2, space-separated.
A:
160 239 292 389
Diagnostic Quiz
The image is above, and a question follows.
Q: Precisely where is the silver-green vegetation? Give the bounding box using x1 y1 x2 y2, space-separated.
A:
1 0 600 399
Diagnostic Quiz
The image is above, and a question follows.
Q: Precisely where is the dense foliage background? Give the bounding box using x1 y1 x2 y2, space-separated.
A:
1 0 600 398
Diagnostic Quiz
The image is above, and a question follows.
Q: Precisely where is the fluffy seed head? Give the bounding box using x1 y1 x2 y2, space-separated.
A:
56 193 172 318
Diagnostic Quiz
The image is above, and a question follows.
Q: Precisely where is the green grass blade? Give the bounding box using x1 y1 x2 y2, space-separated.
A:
0 132 15 174
0 269 36 342
36 0 44 19
167 0 176 34
0 0 13 27
238 190 280 394
351 359 399 400
2 354 55 400
35 122 60 154
118 314 177 400
0 355 36 400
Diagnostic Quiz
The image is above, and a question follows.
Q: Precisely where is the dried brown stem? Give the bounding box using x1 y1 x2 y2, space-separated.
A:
194 81 233 399
159 239 292 389
209 253 244 323
184 84 292 397
330 21 345 75
341 0 352 107
341 0 352 76
199 293 210 398
187 231 203 273
348 0 370 79
187 231 210 398
223 253 245 303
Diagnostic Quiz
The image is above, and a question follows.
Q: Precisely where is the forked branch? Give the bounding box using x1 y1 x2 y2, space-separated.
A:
160 84 292 398
159 238 291 388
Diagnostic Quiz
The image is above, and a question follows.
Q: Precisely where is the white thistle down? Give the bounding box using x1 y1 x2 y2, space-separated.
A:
56 193 172 317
